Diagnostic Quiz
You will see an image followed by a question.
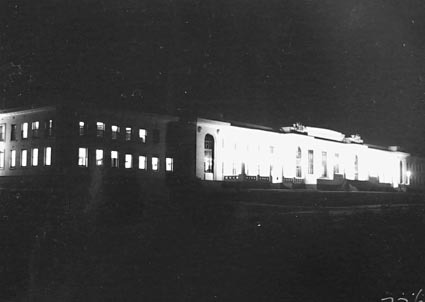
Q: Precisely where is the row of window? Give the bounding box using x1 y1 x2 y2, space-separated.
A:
296 148 342 178
0 147 52 169
79 121 160 143
77 148 173 171
204 135 343 179
0 120 54 141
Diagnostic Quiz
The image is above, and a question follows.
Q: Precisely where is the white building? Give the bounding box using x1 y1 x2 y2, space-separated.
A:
193 118 411 190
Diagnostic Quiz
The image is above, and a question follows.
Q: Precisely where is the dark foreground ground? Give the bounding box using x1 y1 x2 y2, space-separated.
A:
1 190 425 302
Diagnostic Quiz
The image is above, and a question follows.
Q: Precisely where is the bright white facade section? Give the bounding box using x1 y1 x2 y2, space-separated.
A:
195 118 409 188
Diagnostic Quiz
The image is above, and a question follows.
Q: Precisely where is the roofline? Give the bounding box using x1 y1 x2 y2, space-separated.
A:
0 105 57 115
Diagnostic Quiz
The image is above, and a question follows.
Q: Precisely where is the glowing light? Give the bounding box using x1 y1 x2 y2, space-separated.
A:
406 170 411 178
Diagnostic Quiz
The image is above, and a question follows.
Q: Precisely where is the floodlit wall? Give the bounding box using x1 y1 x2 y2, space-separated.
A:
195 118 411 187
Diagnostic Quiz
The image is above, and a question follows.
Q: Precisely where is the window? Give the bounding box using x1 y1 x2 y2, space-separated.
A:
296 147 302 178
10 150 16 168
139 129 147 143
45 119 53 136
334 153 340 174
138 155 146 170
355 155 359 180
152 156 159 171
125 154 132 168
79 121 85 136
204 134 214 173
21 149 27 167
11 124 17 141
111 151 119 168
0 124 5 141
166 157 174 172
31 148 38 166
31 121 40 138
96 122 105 137
153 129 160 144
21 123 28 139
96 149 103 166
111 125 120 139
308 150 314 174
0 150 4 169
44 147 52 166
78 148 88 167
321 151 328 177
125 127 132 141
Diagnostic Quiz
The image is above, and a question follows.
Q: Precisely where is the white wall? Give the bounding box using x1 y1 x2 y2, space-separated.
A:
195 118 410 187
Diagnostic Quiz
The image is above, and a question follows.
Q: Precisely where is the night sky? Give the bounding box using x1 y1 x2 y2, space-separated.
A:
1 0 425 153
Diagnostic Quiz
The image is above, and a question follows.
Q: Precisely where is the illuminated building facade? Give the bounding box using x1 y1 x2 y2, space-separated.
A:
0 105 177 191
0 105 423 192
186 118 420 190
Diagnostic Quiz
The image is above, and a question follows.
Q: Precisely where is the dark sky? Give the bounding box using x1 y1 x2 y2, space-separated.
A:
1 0 425 153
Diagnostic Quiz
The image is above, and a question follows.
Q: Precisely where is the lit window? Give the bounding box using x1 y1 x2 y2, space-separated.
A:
355 155 359 180
21 123 28 139
166 157 174 172
96 122 105 137
204 134 214 173
0 124 5 141
10 150 16 168
334 153 340 174
308 150 314 174
79 121 85 136
78 148 88 167
21 149 27 167
139 129 147 143
11 124 17 141
0 150 4 169
31 121 40 138
44 147 52 166
125 154 132 168
152 156 159 171
296 147 302 178
111 151 119 168
125 127 132 141
138 155 146 170
96 149 103 166
153 129 160 144
31 148 38 166
45 119 53 137
111 125 120 139
321 151 328 177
